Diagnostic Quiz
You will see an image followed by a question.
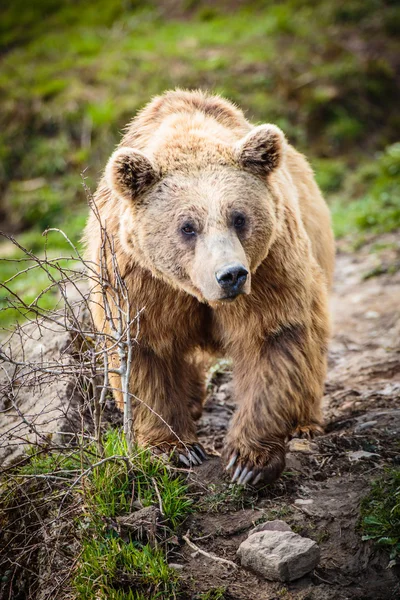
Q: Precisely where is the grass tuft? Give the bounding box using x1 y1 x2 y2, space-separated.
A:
360 467 400 562
74 538 178 600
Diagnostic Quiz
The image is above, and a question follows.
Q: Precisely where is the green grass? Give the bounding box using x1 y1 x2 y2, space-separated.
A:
72 431 189 599
199 482 255 513
0 221 86 328
1 429 192 599
18 446 88 476
74 538 178 600
196 589 226 600
360 468 400 562
84 430 193 526
328 143 400 239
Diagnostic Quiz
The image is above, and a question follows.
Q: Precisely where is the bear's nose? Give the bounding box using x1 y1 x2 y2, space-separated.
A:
215 264 248 295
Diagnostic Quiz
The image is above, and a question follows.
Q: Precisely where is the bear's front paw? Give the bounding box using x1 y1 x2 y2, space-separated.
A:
152 441 208 468
223 438 286 486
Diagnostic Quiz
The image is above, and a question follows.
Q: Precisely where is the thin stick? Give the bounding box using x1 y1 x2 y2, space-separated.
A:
182 531 237 569
151 477 164 516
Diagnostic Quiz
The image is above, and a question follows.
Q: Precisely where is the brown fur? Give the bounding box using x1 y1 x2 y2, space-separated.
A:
85 89 335 482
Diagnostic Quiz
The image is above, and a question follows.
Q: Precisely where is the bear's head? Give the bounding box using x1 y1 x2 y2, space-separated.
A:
106 124 286 304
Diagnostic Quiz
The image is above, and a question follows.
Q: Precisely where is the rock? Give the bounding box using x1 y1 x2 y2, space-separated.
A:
0 293 123 464
168 563 184 571
0 320 84 464
287 439 318 453
295 499 314 506
237 530 320 582
347 450 380 462
249 520 292 535
341 401 355 411
116 506 160 543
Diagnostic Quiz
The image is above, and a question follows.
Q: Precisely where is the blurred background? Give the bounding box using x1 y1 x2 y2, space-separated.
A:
0 0 399 325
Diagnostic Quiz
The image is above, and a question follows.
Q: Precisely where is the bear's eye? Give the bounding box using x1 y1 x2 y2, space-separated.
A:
233 215 246 230
181 223 196 236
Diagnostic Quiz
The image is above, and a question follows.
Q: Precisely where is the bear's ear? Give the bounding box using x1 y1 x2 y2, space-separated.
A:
235 124 285 177
106 147 159 201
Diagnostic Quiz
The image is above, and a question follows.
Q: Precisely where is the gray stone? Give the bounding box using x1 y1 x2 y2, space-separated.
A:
0 320 84 465
347 450 380 462
117 506 160 543
250 520 292 535
168 563 184 571
237 530 320 582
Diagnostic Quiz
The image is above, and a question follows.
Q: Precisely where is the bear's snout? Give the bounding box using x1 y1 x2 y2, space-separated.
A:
215 263 248 299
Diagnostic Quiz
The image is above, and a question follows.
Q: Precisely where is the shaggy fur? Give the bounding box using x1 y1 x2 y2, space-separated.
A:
85 89 335 483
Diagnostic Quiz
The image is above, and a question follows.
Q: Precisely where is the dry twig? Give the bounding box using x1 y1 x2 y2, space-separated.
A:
182 531 238 569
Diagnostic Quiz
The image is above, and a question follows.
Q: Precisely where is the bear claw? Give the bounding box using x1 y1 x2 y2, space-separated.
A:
224 443 286 486
230 462 257 486
153 441 207 467
194 444 208 461
178 453 191 467
226 453 238 471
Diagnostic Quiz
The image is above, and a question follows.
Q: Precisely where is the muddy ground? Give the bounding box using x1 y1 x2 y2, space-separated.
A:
178 234 400 599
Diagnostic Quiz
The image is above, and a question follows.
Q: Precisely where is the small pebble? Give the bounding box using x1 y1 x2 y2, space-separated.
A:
347 450 380 462
288 439 318 454
341 401 354 411
168 563 184 571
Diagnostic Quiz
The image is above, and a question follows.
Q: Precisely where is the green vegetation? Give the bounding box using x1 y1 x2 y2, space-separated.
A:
329 143 400 238
74 539 178 600
199 482 254 513
0 0 399 327
1 429 192 599
360 468 400 562
0 227 83 328
196 589 226 600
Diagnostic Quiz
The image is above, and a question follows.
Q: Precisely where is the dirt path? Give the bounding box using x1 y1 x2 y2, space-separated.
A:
180 234 400 599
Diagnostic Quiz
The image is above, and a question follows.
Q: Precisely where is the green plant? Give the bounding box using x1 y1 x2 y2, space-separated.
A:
330 143 400 239
74 538 178 600
83 429 192 526
1 428 192 599
196 588 226 600
199 482 255 513
360 468 400 562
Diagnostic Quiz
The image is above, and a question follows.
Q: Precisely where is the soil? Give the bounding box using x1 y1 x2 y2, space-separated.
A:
178 234 400 599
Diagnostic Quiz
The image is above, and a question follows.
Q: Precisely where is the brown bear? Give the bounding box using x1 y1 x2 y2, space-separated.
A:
85 89 334 485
